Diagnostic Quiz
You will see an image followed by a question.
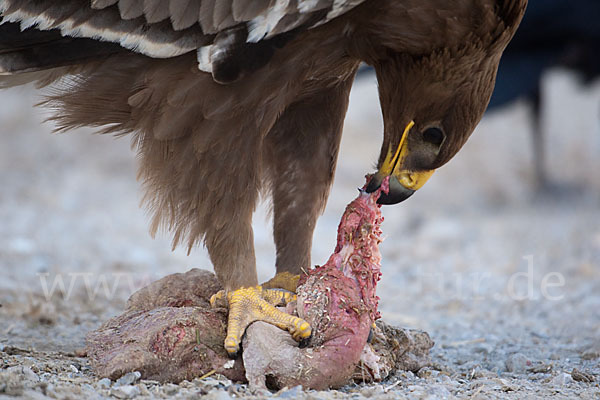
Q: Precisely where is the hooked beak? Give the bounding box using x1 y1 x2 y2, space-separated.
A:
366 121 435 204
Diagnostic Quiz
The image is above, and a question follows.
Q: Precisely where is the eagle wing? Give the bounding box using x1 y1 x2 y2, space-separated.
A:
0 0 365 75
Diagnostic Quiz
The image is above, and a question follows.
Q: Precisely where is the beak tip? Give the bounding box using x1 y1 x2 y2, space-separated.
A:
365 176 381 194
376 188 415 205
374 175 416 205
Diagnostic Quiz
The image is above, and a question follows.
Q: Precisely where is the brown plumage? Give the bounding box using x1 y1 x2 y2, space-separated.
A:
0 0 526 292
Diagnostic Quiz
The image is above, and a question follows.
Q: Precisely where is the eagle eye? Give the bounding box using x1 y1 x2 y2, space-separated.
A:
422 127 445 147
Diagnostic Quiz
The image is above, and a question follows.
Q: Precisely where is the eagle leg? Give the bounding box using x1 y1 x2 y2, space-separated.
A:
210 285 311 356
264 71 358 277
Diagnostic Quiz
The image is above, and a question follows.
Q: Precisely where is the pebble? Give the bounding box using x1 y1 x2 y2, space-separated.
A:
505 353 529 373
7 366 39 382
205 389 234 400
111 384 141 399
96 378 112 389
581 347 600 360
550 372 574 386
115 371 141 386
571 368 595 383
277 385 303 399
163 383 179 396
424 385 452 400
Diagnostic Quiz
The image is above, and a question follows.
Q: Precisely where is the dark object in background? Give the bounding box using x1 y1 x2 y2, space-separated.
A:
488 0 600 192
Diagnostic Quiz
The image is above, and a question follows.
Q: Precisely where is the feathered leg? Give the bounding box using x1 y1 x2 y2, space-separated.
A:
211 73 358 355
264 73 357 280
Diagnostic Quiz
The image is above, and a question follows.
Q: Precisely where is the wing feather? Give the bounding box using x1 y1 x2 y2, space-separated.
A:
198 0 217 33
0 0 366 65
169 0 200 31
143 0 169 24
90 0 118 10
118 0 143 20
212 0 236 31
231 0 270 22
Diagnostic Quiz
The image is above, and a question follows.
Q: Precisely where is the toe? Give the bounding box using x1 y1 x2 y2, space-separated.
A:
210 290 228 308
224 335 241 356
220 286 312 356
290 319 312 341
261 272 301 292
262 288 297 306
257 300 311 341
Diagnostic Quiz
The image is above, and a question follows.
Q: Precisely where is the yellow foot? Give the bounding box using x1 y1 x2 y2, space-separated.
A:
261 271 301 292
210 278 311 356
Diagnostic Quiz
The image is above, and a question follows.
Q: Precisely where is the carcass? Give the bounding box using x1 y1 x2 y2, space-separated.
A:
86 179 433 389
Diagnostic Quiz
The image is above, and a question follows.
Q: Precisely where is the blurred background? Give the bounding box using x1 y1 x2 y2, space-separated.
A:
0 0 599 390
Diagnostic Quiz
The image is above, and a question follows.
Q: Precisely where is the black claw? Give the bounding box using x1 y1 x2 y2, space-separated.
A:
367 326 374 343
298 335 312 348
227 349 239 359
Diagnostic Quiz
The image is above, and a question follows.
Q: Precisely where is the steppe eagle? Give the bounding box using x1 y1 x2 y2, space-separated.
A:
0 0 526 355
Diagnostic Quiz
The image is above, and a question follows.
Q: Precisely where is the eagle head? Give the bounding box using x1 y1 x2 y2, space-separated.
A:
353 0 527 204
364 49 502 204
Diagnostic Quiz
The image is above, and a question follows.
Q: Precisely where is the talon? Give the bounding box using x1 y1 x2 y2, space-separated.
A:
217 275 311 355
298 335 311 348
224 336 240 356
210 290 228 308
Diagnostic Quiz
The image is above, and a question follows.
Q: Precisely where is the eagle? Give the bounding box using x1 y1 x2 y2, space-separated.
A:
0 0 526 356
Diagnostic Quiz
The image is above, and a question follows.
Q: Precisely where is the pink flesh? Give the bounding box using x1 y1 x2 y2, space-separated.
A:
87 178 394 389
243 177 389 390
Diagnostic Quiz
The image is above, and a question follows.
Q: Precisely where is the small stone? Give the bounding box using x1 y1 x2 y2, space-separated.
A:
111 384 141 399
205 389 233 400
406 385 426 399
399 371 415 380
277 385 303 399
499 379 518 392
163 384 179 395
96 378 112 389
137 384 151 396
115 371 141 386
581 347 600 360
7 366 39 383
505 353 529 373
227 383 247 397
179 380 194 389
550 372 574 386
68 364 79 373
43 383 57 397
424 384 451 399
417 367 439 379
527 363 552 374
571 368 595 383
80 383 98 396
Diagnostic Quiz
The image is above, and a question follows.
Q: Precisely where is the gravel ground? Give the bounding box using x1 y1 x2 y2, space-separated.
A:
1 69 599 399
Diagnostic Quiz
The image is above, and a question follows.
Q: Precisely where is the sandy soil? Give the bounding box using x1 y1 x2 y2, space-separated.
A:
0 69 599 399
